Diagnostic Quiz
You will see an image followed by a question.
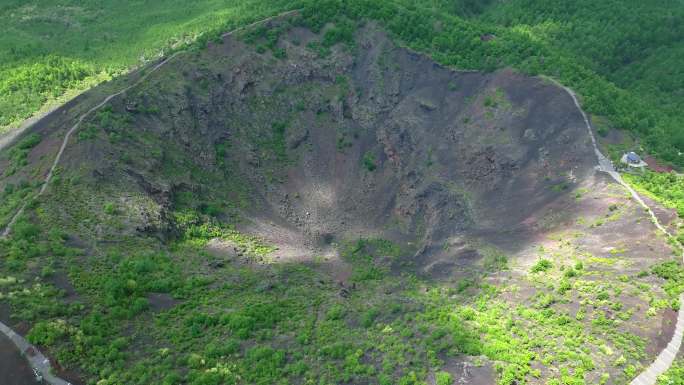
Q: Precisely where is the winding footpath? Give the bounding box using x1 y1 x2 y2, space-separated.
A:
0 11 299 384
0 52 180 385
0 52 181 239
0 8 297 240
551 78 684 385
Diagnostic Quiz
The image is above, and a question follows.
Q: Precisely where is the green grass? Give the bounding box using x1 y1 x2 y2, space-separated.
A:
0 181 35 228
173 210 277 256
658 359 684 385
531 258 553 273
0 217 657 384
2 133 42 176
0 0 299 131
624 172 684 217
624 171 684 245
362 151 377 172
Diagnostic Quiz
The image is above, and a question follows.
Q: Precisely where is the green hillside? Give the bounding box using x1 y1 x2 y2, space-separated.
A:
474 0 684 162
0 0 295 130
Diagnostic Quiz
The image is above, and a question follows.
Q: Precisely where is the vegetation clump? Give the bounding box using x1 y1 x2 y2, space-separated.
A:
362 151 377 171
531 258 553 273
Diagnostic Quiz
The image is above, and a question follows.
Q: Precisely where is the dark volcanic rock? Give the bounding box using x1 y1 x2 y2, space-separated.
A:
38 20 594 274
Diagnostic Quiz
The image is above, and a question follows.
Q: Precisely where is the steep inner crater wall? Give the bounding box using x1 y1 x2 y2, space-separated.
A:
50 22 595 270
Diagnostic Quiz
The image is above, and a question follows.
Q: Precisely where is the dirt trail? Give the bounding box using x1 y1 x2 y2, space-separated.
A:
550 78 684 385
0 9 297 241
553 77 677 241
0 51 181 385
0 11 301 385
0 52 179 239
